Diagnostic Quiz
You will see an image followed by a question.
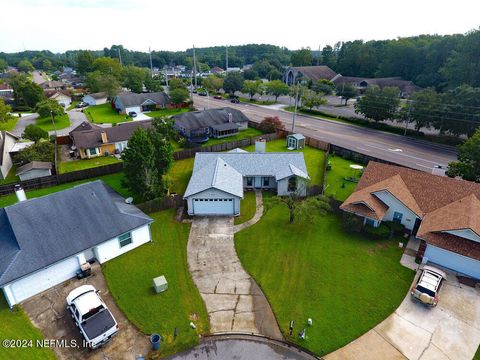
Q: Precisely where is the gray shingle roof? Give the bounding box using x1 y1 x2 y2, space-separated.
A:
173 107 249 131
16 161 52 175
115 92 169 107
184 152 309 198
85 92 107 100
0 181 152 287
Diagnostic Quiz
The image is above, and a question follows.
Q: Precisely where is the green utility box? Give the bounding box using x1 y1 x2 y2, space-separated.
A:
153 275 168 293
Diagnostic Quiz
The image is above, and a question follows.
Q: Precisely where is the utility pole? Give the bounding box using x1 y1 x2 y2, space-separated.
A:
317 45 321 65
149 47 153 78
117 48 122 66
404 100 412 136
292 82 300 133
225 45 229 71
50 111 58 179
192 44 197 88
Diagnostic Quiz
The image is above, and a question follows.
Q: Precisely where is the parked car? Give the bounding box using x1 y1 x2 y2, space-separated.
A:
410 265 447 307
213 95 223 100
230 98 240 104
128 111 137 117
76 101 88 108
66 285 118 349
198 92 207 96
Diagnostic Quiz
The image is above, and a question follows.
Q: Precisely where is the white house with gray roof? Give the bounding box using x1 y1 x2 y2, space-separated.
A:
0 181 153 307
184 143 309 216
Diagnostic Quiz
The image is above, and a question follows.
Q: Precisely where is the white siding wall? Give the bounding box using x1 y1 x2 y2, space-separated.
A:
373 190 419 231
445 229 480 243
0 134 16 179
18 169 51 181
424 245 480 279
186 188 240 215
277 177 307 196
237 122 248 130
94 224 151 264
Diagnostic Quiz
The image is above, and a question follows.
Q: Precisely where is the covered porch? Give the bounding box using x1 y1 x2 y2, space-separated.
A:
211 122 240 139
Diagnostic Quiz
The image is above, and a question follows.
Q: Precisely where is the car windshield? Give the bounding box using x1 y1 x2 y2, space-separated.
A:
83 305 104 321
416 285 435 297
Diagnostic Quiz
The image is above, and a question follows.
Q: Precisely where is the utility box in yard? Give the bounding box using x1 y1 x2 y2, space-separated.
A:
153 275 168 293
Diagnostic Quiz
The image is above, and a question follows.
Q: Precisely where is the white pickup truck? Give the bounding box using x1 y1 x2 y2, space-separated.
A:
66 285 118 349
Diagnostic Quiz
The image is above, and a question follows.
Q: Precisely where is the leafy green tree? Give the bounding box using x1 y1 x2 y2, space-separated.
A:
122 65 147 93
355 86 400 122
266 192 330 224
17 59 34 73
290 48 313 66
76 50 95 75
41 59 53 72
144 76 164 92
122 120 174 201
265 80 289 102
302 89 327 110
0 58 8 72
35 99 65 118
446 128 480 182
10 74 45 108
223 72 244 95
312 79 334 95
22 124 48 142
335 83 358 105
242 80 263 100
243 69 259 80
168 78 187 91
267 68 283 80
16 141 54 166
0 98 12 123
405 88 443 132
441 85 480 137
93 57 122 79
86 71 120 97
321 45 336 69
202 75 223 93
169 88 189 104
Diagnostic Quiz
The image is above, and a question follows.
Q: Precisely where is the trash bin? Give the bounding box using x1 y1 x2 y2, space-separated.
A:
150 333 161 351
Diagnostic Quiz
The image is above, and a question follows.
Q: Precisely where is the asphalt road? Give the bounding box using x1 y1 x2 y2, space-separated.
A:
193 95 457 172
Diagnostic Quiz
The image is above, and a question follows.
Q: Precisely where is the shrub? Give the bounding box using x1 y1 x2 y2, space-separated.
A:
22 124 48 142
258 116 284 133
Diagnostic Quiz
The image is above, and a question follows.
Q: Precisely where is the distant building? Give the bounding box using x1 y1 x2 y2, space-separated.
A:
113 92 169 115
47 91 72 107
82 92 108 106
283 66 337 86
210 66 225 75
331 75 420 97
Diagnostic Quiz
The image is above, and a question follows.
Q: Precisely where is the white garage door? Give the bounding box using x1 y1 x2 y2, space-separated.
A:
9 256 80 304
126 106 141 115
193 198 234 215
425 245 480 279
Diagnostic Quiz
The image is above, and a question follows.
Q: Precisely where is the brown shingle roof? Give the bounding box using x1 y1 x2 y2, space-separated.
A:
421 232 480 261
292 66 337 82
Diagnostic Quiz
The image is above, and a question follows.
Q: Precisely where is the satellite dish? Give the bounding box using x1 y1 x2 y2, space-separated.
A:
125 197 133 204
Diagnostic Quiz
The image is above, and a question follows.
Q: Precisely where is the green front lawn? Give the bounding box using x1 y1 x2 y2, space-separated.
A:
0 297 56 360
35 114 70 132
85 103 132 124
235 207 413 356
324 155 362 201
0 172 129 209
234 190 257 225
0 117 18 132
0 166 20 185
243 139 326 187
167 157 194 195
146 108 189 118
58 156 122 174
66 101 79 110
103 209 209 358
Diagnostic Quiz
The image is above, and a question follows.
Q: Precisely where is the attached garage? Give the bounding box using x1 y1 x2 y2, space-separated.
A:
193 198 236 215
424 245 480 279
125 106 141 115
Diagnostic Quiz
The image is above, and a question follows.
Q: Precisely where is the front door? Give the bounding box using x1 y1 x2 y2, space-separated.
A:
254 177 262 188
393 211 403 223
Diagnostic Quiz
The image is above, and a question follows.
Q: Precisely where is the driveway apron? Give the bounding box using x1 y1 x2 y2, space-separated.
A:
187 216 282 339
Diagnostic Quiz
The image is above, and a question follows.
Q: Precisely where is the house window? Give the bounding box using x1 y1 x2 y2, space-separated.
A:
263 177 269 187
393 211 403 223
88 147 98 156
246 177 253 187
118 232 132 247
288 176 297 192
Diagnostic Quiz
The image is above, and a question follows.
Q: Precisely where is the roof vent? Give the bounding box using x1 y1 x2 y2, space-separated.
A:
228 113 233 122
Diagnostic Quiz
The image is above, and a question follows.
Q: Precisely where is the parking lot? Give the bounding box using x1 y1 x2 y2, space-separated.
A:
21 263 150 360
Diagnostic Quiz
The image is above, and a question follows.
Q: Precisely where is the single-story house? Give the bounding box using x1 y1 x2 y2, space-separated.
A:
40 81 65 91
284 66 337 86
0 84 13 96
173 107 249 142
0 181 153 307
340 162 480 279
82 92 108 106
16 161 52 181
0 131 19 179
210 66 225 75
287 133 305 150
113 92 170 115
184 141 309 216
48 91 72 107
69 120 152 159
331 75 420 97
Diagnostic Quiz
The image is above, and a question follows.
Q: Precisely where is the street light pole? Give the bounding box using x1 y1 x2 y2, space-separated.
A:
50 110 58 177
292 82 300 133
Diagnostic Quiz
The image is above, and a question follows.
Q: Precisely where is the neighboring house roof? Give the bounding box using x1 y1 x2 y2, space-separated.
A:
290 66 337 82
16 161 52 175
84 92 107 100
173 107 249 132
69 120 152 149
48 91 71 100
332 75 420 94
211 66 225 73
9 141 34 153
115 92 169 108
184 152 309 198
0 131 19 166
41 81 64 89
0 181 152 287
228 148 248 153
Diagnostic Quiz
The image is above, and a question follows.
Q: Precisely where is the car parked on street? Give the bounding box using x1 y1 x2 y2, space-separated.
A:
410 265 447 307
213 95 223 100
230 97 240 104
66 285 119 349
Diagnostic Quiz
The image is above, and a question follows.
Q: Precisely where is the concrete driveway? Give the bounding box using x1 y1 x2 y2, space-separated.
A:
326 271 480 360
187 217 282 339
22 263 149 360
51 110 88 136
11 113 38 137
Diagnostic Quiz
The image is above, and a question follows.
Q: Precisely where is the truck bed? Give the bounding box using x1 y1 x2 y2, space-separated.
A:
82 309 116 340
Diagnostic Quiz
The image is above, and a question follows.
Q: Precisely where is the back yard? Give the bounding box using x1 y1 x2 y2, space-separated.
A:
85 103 132 124
324 155 363 201
235 206 413 356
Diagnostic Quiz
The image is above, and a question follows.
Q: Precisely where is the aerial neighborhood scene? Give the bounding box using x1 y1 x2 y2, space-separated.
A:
2 1 480 360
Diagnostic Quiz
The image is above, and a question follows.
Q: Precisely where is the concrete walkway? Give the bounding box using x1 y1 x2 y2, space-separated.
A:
234 190 264 233
187 216 282 339
11 113 38 137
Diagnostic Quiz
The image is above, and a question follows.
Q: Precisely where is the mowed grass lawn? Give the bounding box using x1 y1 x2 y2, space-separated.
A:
85 103 132 124
243 139 326 187
234 190 256 225
0 297 56 360
0 117 18 131
0 172 129 209
235 206 413 356
35 114 70 131
58 156 122 174
167 157 194 195
146 108 189 118
324 155 363 201
103 209 209 357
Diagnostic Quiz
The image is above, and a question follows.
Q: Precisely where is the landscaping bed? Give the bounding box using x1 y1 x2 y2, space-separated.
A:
102 209 209 358
235 207 413 356
35 114 70 131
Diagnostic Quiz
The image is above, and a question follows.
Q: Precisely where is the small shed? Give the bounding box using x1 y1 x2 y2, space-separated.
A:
287 133 305 150
16 161 52 181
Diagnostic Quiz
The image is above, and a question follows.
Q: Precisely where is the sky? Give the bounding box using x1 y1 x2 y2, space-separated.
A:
0 0 479 53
